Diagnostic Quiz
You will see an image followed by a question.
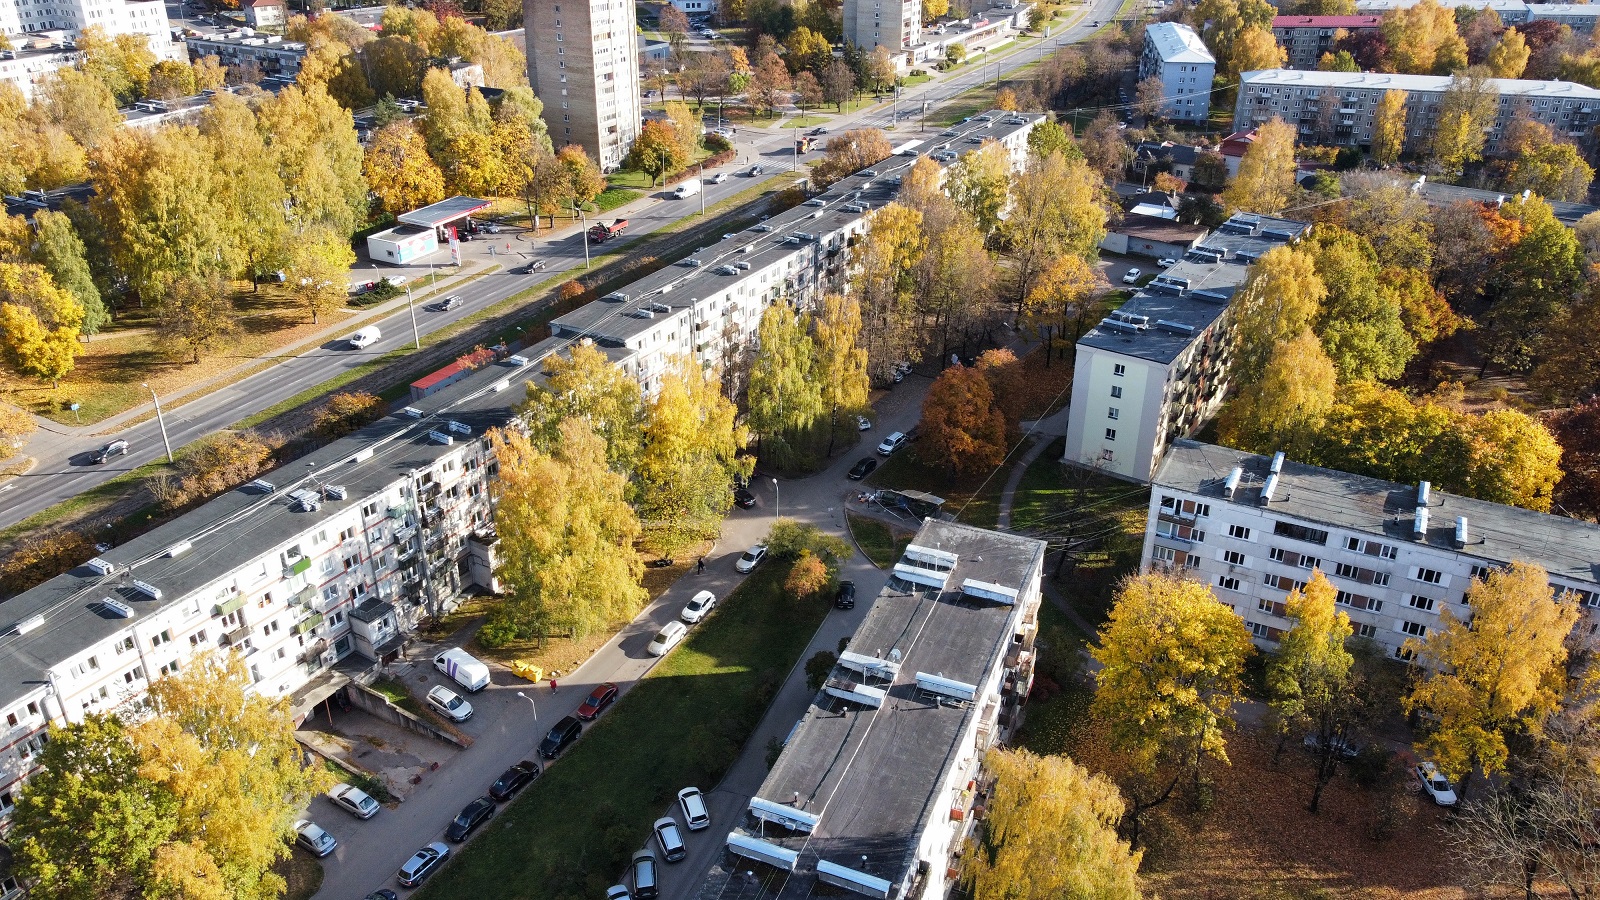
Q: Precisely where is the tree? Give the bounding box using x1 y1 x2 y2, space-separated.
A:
1371 89 1409 166
522 340 644 475
1317 49 1360 71
785 551 831 599
680 53 731 108
813 293 870 454
812 128 893 188
30 211 106 335
1432 68 1500 175
1481 194 1585 373
1308 225 1415 381
921 362 1008 476
11 715 177 900
1230 25 1287 75
1217 328 1337 457
850 203 925 383
1403 562 1580 801
823 57 857 111
747 51 792 117
660 4 690 51
1266 571 1356 813
629 119 690 186
287 230 354 324
1506 141 1595 203
793 70 824 110
1547 402 1600 517
784 26 832 74
1380 0 1468 74
747 304 824 468
1023 253 1101 348
311 391 386 440
0 262 84 386
1460 5 1505 63
946 140 1012 236
1458 408 1564 512
557 144 605 210
962 748 1142 900
1228 244 1326 385
664 100 703 167
157 274 238 364
765 519 853 568
1222 117 1297 214
1090 570 1254 849
1343 171 1435 270
146 59 198 101
1078 111 1130 181
635 357 751 558
1485 25 1529 78
1026 118 1076 160
256 84 368 238
1003 151 1107 312
200 92 291 286
489 420 646 640
77 25 155 105
866 46 897 92
364 121 446 215
0 403 34 454
35 68 122 152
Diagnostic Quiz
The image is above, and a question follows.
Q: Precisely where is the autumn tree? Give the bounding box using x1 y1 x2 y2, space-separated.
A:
813 293 870 454
1547 399 1600 518
1230 26 1287 75
1485 26 1529 78
962 748 1142 900
256 83 369 238
0 263 84 386
636 357 751 558
1432 68 1499 175
1217 328 1336 457
1481 194 1585 373
1228 244 1326 385
1403 562 1580 801
287 229 355 324
1026 118 1077 160
1078 111 1131 181
1267 571 1357 813
0 403 34 455
1371 89 1409 166
850 203 925 383
1133 75 1165 120
488 420 646 641
29 211 106 335
1506 140 1595 202
199 92 292 286
747 303 825 469
812 128 893 188
1222 117 1297 214
522 340 645 475
364 121 446 215
946 140 1013 236
1023 254 1101 358
747 51 792 117
1308 225 1415 381
1091 570 1254 849
919 363 1007 477
1380 0 1468 74
823 57 857 111
1343 171 1435 270
1003 151 1107 313
628 119 690 186
157 274 238 364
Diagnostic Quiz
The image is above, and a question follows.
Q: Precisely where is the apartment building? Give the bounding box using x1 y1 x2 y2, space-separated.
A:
1234 69 1600 153
1356 0 1599 30
717 519 1044 900
1063 212 1312 482
1271 15 1382 69
0 0 178 57
184 31 307 77
525 0 642 171
1138 22 1215 122
844 0 922 55
1145 441 1600 657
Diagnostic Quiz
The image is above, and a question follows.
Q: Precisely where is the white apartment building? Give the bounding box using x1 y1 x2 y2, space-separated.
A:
0 0 177 53
844 0 922 55
718 520 1044 900
1356 0 1600 31
1145 441 1600 657
1063 212 1312 482
525 0 642 171
184 31 307 78
1235 69 1600 152
1139 22 1215 123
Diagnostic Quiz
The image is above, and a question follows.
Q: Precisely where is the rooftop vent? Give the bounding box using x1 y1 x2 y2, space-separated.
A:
426 430 454 445
86 557 115 576
1155 319 1196 335
1098 317 1143 334
748 797 819 833
490 378 512 392
630 309 655 319
100 598 135 618
400 407 423 419
1223 466 1243 500
1417 480 1431 506
12 614 45 636
248 478 277 493
1108 311 1150 329
1453 516 1469 549
131 580 162 600
350 448 374 464
1259 473 1279 506
648 302 671 313
1412 506 1430 541
915 671 978 703
323 485 348 501
165 540 192 558
1270 451 1285 475
447 420 472 435
961 578 1019 605
602 292 630 302
503 354 530 367
1192 288 1232 304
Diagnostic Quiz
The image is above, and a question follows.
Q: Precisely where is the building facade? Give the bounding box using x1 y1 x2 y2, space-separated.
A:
1139 22 1215 122
0 0 175 52
844 0 922 55
1234 69 1600 153
1063 212 1312 481
1145 441 1600 657
1356 0 1599 31
1271 15 1382 69
242 0 286 28
524 0 642 171
184 32 307 77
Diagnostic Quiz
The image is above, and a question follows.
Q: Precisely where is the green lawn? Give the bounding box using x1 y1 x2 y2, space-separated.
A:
594 187 645 212
415 562 832 900
848 513 916 568
1013 600 1094 757
865 440 1010 530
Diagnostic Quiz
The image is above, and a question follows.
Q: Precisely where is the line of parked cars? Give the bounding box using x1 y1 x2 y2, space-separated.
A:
611 787 712 900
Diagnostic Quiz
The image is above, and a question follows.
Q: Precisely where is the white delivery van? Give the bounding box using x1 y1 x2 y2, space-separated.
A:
434 648 491 692
346 326 381 349
673 180 700 199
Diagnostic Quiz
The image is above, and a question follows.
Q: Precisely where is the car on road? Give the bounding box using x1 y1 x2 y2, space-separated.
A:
328 783 380 819
680 590 717 624
293 819 337 857
446 797 497 842
1415 761 1458 806
733 485 756 508
91 439 130 464
1122 267 1143 284
834 580 857 610
748 164 764 176
857 415 872 431
735 545 767 574
877 432 907 455
488 760 540 800
437 294 463 311
576 682 619 720
632 850 660 899
848 458 877 480
397 842 450 887
540 715 583 759
1157 257 1179 268
678 786 711 830
1303 733 1361 761
808 126 829 136
425 685 473 722
647 620 688 657
363 891 398 900
711 171 729 184
520 260 548 273
345 326 381 349
653 817 687 862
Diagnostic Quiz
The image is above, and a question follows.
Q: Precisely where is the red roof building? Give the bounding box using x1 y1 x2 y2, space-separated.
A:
1270 15 1383 69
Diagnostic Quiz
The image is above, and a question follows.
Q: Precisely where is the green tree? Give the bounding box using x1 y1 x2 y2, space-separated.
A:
765 518 854 567
522 340 645 475
1481 194 1585 372
946 139 1012 235
813 293 870 454
1228 244 1326 385
1217 328 1336 457
747 304 824 469
1431 68 1499 175
963 748 1142 900
1403 562 1580 801
920 363 1008 477
1370 89 1408 167
1506 141 1595 203
636 357 751 558
1308 225 1415 381
1222 116 1297 214
256 84 369 238
1090 570 1254 849
157 274 238 364
200 92 291 286
29 210 106 335
1266 571 1356 813
1026 118 1078 160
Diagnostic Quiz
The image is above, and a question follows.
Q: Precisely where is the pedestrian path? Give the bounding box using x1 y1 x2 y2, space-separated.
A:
995 404 1072 530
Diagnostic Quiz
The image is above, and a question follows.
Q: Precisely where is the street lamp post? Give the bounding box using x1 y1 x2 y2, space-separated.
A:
699 162 707 216
516 691 538 721
772 477 780 521
404 283 421 349
574 202 591 269
143 383 174 463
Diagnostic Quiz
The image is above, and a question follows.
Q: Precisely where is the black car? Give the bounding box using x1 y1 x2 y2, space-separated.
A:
834 581 857 610
733 486 756 508
446 796 497 842
488 760 540 800
847 458 877 480
539 715 582 759
364 892 399 900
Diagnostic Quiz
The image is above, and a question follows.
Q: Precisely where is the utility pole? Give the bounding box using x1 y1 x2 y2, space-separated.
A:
404 282 421 349
575 202 590 269
699 162 706 216
143 383 174 463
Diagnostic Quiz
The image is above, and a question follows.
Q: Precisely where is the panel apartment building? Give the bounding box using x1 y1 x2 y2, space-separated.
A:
1062 212 1312 482
1234 69 1600 152
1 0 179 98
1356 0 1600 32
1270 15 1382 70
1138 22 1216 123
524 0 642 171
717 520 1045 900
844 0 922 55
1145 441 1600 657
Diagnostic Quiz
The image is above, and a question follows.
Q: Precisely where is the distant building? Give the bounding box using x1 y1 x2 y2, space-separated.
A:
0 41 77 100
1133 141 1201 181
1401 176 1600 226
1270 15 1382 69
525 0 643 171
1100 214 1210 260
666 0 717 14
184 31 307 78
845 0 922 55
1355 0 1531 22
1138 22 1215 122
242 0 287 29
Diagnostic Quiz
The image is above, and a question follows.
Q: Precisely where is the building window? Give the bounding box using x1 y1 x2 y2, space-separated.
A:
1223 550 1245 565
1113 363 1126 376
1401 620 1427 638
1105 428 1117 441
1107 407 1120 420
1273 520 1329 545
1298 556 1321 571
1354 622 1377 639
1249 621 1272 639
1407 595 1436 612
1257 598 1278 614
1110 385 1123 398
1228 524 1252 540
1217 575 1241 591
1417 567 1444 585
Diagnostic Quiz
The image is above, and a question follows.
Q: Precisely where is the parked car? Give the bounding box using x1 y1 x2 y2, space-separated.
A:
576 682 619 720
733 485 756 508
680 590 717 624
488 760 540 800
91 439 130 464
363 892 398 900
606 886 631 900
735 545 767 574
653 817 687 862
446 797 497 842
1122 268 1143 284
857 415 872 431
834 580 857 610
678 786 711 830
384 275 408 287
1157 257 1179 268
540 716 583 759
647 621 688 657
328 783 380 819
877 432 907 455
293 819 337 857
397 842 450 887
631 850 659 900
848 458 877 480
1415 761 1458 806
1302 733 1361 761
426 685 473 722
437 294 463 311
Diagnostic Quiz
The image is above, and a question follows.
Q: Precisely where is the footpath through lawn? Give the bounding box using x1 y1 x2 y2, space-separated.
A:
415 563 830 900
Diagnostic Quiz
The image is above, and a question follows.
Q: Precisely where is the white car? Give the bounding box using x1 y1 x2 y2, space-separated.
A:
680 590 717 624
735 545 767 574
711 172 729 184
877 432 907 455
1415 761 1458 806
1122 268 1143 284
857 416 872 431
426 685 474 722
345 326 380 349
328 783 380 819
1157 257 1179 268
293 819 337 857
384 274 408 287
647 620 688 657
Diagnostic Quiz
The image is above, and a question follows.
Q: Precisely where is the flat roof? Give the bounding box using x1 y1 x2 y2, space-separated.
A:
1401 178 1599 227
397 196 490 227
1272 14 1382 27
1145 22 1214 64
1115 213 1210 243
1239 68 1600 100
1155 441 1600 589
744 520 1045 900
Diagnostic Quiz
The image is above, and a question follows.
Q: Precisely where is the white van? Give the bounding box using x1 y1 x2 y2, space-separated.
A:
433 648 491 692
673 180 700 199
346 326 381 349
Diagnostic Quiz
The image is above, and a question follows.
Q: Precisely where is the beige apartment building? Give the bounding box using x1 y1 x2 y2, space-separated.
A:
525 0 642 171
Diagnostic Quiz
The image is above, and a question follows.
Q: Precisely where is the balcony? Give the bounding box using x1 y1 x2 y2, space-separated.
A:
284 556 311 578
293 612 325 635
214 595 247 618
221 625 251 648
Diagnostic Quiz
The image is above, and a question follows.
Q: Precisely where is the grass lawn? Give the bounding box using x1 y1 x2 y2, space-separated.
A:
865 440 1010 530
368 675 425 719
1013 600 1093 757
274 851 324 900
594 187 645 212
785 114 830 127
901 73 933 87
415 562 831 900
847 513 916 568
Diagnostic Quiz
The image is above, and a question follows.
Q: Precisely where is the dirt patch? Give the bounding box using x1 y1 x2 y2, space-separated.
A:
274 850 324 900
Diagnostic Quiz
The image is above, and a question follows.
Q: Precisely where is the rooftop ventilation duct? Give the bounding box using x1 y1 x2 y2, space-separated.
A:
1270 451 1285 475
1454 516 1469 549
1259 473 1278 506
1413 506 1430 541
1417 480 1431 507
1223 467 1243 500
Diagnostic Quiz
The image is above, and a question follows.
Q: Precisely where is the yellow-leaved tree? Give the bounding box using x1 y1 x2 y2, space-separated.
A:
1217 327 1337 457
1227 244 1326 385
1222 116 1298 214
636 356 751 558
1265 570 1356 813
813 293 871 455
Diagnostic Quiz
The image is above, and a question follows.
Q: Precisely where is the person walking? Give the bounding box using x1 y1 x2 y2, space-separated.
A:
697 557 706 575
549 673 559 693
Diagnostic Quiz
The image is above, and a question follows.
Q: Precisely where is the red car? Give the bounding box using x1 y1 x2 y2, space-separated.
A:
576 683 619 721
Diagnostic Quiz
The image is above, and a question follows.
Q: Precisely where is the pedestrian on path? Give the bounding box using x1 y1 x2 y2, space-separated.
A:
697 557 706 575
549 673 559 693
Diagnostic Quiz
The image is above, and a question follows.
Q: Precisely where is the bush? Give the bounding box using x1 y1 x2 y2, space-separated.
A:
805 650 837 691
477 616 520 649
311 391 386 441
0 531 95 598
704 132 733 152
767 518 853 567
784 550 832 599
150 430 281 511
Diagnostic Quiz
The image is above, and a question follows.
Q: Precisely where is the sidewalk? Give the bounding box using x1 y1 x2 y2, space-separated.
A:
995 404 1072 529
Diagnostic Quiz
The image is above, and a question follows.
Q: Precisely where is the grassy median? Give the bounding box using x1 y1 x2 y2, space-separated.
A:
416 562 830 900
